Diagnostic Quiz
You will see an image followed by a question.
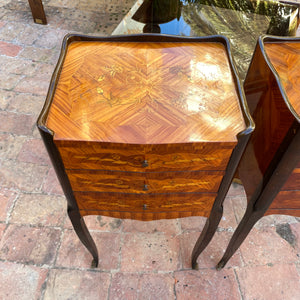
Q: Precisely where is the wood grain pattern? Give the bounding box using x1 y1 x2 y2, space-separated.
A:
79 210 211 220
55 140 235 172
280 168 300 190
262 40 300 215
74 191 216 219
46 41 245 144
238 43 296 201
66 169 224 193
264 42 300 117
264 209 300 217
267 190 300 210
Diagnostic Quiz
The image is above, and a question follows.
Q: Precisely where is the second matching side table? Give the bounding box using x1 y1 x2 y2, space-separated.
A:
218 35 300 269
37 34 253 268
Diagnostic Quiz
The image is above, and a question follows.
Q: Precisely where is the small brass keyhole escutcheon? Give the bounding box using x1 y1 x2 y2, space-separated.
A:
143 184 148 191
143 204 147 210
142 160 148 167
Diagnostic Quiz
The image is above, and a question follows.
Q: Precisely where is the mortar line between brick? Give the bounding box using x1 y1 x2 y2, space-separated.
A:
117 230 125 272
233 268 244 300
106 272 113 300
39 267 51 300
172 272 178 300
5 189 20 224
52 226 65 268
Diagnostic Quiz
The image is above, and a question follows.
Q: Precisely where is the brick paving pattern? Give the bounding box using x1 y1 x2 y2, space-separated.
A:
0 0 300 299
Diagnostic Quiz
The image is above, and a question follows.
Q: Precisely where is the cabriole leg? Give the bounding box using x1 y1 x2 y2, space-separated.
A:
217 205 263 270
191 204 223 269
68 208 99 268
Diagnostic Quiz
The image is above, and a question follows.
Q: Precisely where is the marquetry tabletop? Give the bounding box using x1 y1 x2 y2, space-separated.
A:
45 37 245 144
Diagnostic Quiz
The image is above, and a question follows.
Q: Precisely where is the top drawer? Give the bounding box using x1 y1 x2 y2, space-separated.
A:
55 140 235 172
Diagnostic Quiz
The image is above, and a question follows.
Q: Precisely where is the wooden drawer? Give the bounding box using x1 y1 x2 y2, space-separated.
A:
280 168 300 191
74 191 217 213
79 210 211 221
56 140 235 172
268 190 300 210
66 169 224 193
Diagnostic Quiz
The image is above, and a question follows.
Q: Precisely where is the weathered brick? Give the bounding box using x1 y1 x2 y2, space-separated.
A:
121 233 180 272
0 111 35 135
0 160 48 192
43 269 110 300
236 264 300 300
0 41 22 57
110 272 175 300
14 75 51 96
64 215 123 232
0 261 48 300
0 72 23 90
0 187 18 222
7 93 45 115
0 90 15 110
0 224 61 265
175 269 241 300
0 224 6 241
0 133 26 160
42 167 64 195
10 193 66 226
240 227 299 266
17 138 50 165
56 229 120 270
123 218 181 235
179 230 243 269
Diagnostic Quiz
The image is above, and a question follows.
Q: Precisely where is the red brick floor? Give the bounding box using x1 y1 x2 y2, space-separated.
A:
0 1 300 299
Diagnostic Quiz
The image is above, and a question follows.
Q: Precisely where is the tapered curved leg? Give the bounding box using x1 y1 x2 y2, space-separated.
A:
216 205 264 270
191 204 223 269
68 208 99 268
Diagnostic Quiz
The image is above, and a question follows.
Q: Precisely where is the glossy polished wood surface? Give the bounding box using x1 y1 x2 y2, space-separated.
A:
66 169 224 193
238 38 300 210
264 42 300 117
75 191 216 220
55 140 234 172
238 41 297 202
263 40 300 215
46 41 245 144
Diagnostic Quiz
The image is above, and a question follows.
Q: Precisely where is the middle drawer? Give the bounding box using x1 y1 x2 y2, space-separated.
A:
66 169 224 194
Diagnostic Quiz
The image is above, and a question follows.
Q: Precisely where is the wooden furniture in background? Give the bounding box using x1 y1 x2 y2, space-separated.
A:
37 34 253 268
28 0 47 24
217 35 300 269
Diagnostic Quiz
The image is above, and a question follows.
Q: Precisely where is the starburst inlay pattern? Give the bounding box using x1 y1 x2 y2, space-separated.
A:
46 41 245 144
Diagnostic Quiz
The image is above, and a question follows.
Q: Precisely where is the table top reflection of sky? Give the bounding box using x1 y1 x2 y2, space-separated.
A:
160 16 191 36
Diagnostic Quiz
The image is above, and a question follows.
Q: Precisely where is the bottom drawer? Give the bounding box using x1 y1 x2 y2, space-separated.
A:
80 210 211 221
268 190 300 210
74 191 216 220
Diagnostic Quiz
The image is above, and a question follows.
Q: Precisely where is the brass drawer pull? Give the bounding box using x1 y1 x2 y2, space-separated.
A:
143 204 147 210
143 184 149 191
142 160 148 167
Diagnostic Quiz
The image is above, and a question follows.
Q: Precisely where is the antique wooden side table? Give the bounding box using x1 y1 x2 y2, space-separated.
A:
37 34 253 268
218 35 300 269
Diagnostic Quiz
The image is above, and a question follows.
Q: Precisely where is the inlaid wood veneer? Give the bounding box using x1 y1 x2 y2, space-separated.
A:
218 36 300 269
38 34 253 268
